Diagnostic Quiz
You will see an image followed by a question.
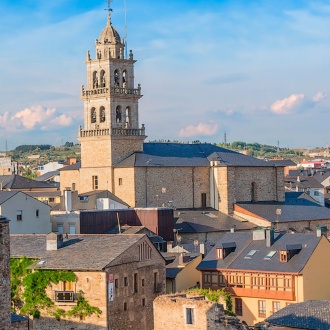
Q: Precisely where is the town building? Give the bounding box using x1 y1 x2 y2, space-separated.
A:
197 228 330 326
11 232 166 330
59 4 285 214
0 191 51 234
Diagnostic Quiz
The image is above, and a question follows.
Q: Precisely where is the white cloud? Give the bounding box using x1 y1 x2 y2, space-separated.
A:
270 93 305 115
0 105 73 131
179 122 219 137
313 91 326 102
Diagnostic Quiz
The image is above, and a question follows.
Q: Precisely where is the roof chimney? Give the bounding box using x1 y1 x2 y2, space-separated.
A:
253 227 266 241
46 232 64 251
317 225 328 237
266 228 275 247
64 188 72 212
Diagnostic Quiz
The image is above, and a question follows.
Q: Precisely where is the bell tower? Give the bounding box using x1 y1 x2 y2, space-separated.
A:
77 4 146 192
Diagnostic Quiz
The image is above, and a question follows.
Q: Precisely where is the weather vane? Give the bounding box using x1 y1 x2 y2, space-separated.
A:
105 0 113 23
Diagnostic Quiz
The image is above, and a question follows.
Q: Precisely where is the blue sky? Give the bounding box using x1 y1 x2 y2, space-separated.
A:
1 0 330 150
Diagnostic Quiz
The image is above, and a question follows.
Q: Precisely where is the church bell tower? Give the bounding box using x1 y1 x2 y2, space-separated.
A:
77 5 146 192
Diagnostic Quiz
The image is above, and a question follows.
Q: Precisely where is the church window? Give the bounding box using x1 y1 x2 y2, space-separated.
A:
114 69 120 87
125 106 131 126
100 106 106 123
100 70 106 87
93 71 98 88
92 176 98 190
123 70 127 88
91 107 96 123
116 106 122 123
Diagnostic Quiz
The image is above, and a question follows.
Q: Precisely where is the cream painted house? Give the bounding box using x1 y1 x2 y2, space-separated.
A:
0 191 51 234
197 228 330 326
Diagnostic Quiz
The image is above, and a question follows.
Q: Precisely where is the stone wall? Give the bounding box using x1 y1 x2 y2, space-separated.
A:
0 218 11 330
60 169 80 193
114 167 136 207
134 166 209 208
10 321 29 330
154 294 248 330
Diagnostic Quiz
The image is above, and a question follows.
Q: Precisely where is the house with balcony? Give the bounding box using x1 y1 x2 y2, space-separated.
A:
10 232 166 330
197 227 330 326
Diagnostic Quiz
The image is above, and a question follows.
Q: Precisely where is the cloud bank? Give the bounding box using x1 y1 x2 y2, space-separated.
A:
179 122 219 137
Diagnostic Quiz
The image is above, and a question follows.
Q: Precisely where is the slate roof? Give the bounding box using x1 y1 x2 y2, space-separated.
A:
197 231 322 273
115 143 278 168
0 191 18 205
266 300 330 330
11 313 29 323
313 170 330 184
164 252 200 279
35 170 60 181
26 191 61 198
174 209 256 233
10 234 145 271
59 162 81 171
236 198 330 223
0 174 57 190
269 159 297 167
285 176 324 189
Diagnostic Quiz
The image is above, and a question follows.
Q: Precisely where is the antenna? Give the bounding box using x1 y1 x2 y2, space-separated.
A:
223 131 227 145
124 0 128 59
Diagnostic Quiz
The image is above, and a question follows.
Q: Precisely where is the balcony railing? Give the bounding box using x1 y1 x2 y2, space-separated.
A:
78 126 145 138
55 291 74 302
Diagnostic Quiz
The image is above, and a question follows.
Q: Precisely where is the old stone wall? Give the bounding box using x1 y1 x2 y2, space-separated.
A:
107 236 166 330
0 219 11 330
60 169 80 193
134 166 209 208
154 294 248 330
114 167 136 207
10 321 29 330
79 167 112 193
111 136 144 166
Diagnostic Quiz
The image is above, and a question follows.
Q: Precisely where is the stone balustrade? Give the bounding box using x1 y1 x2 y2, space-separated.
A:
82 86 141 97
79 127 145 138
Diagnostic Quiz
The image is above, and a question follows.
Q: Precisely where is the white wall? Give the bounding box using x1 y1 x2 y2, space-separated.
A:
0 192 51 234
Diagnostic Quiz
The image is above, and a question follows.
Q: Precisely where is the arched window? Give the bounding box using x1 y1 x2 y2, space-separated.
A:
100 70 106 88
93 71 98 89
123 70 127 88
91 107 96 123
116 106 122 123
125 106 131 126
114 70 119 87
100 106 106 123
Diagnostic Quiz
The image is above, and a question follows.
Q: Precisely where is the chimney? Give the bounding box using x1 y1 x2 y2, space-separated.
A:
167 241 173 252
46 232 64 251
200 243 205 256
266 227 275 247
253 227 266 241
230 225 236 233
316 225 328 237
64 188 72 212
178 253 184 265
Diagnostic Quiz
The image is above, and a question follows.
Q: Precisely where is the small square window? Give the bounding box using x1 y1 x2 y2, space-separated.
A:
49 197 55 203
16 210 22 221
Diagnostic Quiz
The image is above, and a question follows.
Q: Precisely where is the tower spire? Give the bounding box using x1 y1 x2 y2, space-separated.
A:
106 0 113 25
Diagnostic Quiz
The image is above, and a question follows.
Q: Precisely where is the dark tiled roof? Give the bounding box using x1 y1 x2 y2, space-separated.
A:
0 191 18 205
313 170 330 184
236 199 330 222
35 170 60 181
11 313 29 323
266 300 330 330
164 253 200 279
10 234 145 271
270 159 297 166
26 191 61 198
197 231 322 273
59 162 81 171
115 143 277 168
0 174 57 190
174 209 256 233
285 176 324 189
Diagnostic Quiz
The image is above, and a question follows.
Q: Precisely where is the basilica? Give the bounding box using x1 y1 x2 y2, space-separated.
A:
60 9 285 214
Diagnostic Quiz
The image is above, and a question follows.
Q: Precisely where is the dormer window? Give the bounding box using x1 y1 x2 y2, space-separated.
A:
280 250 288 262
216 242 236 259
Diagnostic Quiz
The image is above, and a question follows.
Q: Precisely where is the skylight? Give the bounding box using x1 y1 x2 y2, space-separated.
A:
244 250 257 259
264 251 277 260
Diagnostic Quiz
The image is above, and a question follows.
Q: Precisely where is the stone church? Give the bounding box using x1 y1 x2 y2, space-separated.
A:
60 8 285 214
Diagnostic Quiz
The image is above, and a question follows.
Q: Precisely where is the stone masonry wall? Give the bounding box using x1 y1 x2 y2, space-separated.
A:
0 218 11 330
114 167 136 207
111 136 144 166
154 294 248 330
60 169 80 193
79 167 112 193
134 166 209 208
